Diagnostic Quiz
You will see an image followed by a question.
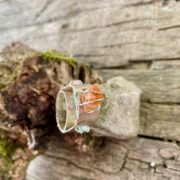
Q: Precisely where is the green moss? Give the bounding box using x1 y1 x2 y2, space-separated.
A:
42 51 78 67
0 82 5 90
0 138 14 179
82 133 105 150
0 138 14 160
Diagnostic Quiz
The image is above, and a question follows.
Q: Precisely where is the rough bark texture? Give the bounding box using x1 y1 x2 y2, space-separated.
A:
0 43 96 150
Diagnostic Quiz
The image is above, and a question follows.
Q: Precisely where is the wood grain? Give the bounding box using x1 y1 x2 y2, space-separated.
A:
98 69 180 141
140 103 180 140
1 0 180 178
98 69 180 103
26 136 180 180
1 0 180 68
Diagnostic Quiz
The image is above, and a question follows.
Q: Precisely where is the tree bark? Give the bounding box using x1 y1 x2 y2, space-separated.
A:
0 43 95 149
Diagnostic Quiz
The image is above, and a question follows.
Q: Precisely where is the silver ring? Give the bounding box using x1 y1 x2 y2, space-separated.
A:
56 80 104 133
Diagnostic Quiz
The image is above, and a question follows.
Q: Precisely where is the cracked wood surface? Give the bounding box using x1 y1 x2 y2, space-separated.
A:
98 69 180 141
1 0 180 68
26 136 180 180
98 70 180 103
1 43 180 180
1 0 180 179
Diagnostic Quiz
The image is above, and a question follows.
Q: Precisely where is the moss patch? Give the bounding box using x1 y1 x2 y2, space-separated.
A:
0 82 5 91
42 51 78 67
0 137 15 179
0 133 33 179
0 137 14 162
82 133 106 151
0 138 11 158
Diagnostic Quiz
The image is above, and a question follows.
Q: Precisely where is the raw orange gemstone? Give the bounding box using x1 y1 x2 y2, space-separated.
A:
80 84 104 112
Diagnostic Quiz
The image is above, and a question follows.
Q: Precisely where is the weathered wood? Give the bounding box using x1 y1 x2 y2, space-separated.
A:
1 0 180 68
98 69 180 141
93 76 141 138
26 136 180 180
151 60 180 70
0 43 140 153
0 43 95 149
1 0 180 178
4 43 180 179
140 103 180 140
98 69 180 103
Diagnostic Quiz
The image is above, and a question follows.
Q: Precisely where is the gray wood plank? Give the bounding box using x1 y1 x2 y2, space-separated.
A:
98 69 180 140
98 69 180 103
26 137 180 180
1 0 180 67
140 103 180 140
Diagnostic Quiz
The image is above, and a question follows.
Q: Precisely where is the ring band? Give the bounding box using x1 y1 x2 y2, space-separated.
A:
56 80 105 133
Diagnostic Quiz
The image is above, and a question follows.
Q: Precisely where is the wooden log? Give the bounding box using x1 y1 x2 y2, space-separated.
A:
0 43 95 149
150 60 180 70
26 136 180 180
0 43 142 151
1 43 179 179
1 0 180 178
1 0 180 68
140 102 180 140
98 69 180 141
98 69 180 103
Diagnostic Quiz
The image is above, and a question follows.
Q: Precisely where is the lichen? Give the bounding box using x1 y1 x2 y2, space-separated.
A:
42 51 78 67
96 98 107 123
